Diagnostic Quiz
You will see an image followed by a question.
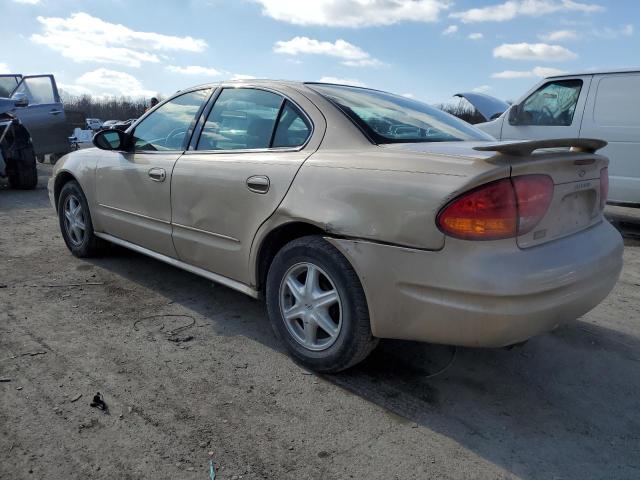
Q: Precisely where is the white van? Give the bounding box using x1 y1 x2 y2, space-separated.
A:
474 68 640 206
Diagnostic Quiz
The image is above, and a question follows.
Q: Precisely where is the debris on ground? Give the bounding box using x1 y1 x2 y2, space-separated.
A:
0 378 11 382
70 394 82 403
167 335 193 343
89 392 108 413
208 451 217 480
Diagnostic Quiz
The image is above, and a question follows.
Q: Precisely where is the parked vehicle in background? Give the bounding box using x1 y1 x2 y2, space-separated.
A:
0 74 72 165
1 74 73 188
473 68 640 207
111 118 137 131
101 120 119 129
86 118 103 131
49 80 622 372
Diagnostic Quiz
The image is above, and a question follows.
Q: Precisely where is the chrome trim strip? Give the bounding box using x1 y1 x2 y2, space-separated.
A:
94 232 259 299
98 204 171 225
172 222 240 243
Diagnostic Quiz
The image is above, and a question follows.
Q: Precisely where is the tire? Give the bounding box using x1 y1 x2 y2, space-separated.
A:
266 236 378 373
36 155 45 164
57 180 104 257
7 144 37 190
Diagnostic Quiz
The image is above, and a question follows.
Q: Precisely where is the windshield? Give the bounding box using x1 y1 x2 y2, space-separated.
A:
309 83 493 144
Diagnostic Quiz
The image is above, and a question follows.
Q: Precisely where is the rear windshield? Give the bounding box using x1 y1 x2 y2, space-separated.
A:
309 83 493 144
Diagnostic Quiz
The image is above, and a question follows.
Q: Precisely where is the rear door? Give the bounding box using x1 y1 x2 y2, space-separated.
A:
171 86 324 284
94 88 212 257
501 77 591 141
10 75 69 156
580 72 640 205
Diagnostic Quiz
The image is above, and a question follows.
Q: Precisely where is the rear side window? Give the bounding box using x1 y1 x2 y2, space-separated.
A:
272 101 311 148
521 79 583 126
594 75 640 127
197 88 283 150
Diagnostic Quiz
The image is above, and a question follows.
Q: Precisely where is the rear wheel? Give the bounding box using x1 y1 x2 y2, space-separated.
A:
266 236 378 372
58 181 105 257
7 144 37 190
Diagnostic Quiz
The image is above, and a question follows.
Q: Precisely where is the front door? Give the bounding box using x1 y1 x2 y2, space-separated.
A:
94 88 212 257
501 76 591 141
10 75 69 156
171 87 320 284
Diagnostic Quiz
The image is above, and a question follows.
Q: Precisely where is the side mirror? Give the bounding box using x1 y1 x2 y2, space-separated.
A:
12 92 29 107
93 129 129 151
508 104 521 125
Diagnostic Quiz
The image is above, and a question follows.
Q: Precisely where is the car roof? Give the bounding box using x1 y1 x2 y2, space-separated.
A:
175 79 386 95
546 67 640 79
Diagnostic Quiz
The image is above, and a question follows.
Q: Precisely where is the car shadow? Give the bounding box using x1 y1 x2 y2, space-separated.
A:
87 242 640 480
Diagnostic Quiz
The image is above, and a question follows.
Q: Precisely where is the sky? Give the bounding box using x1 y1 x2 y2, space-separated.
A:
1 0 638 104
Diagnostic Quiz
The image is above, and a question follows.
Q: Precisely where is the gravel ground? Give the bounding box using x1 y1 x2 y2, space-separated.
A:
1 164 639 480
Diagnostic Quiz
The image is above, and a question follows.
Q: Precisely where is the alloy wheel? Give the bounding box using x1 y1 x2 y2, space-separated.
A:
279 262 343 351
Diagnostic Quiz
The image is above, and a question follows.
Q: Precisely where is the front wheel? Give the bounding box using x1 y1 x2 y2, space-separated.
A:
266 236 378 373
58 180 105 257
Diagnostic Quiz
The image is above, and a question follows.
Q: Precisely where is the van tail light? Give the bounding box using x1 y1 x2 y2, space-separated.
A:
600 167 609 209
437 175 554 241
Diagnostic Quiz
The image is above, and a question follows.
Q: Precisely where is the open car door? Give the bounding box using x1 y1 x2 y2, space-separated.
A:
9 75 70 157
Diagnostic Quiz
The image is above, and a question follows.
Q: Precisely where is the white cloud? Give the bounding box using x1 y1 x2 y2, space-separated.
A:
59 68 156 98
167 65 222 76
0 63 9 74
472 85 492 92
318 76 367 87
491 66 568 78
493 42 577 61
31 12 207 68
274 36 383 67
442 25 458 35
13 0 41 4
593 24 634 39
253 0 451 27
539 29 580 41
402 93 415 98
451 0 603 23
468 32 484 40
231 74 257 80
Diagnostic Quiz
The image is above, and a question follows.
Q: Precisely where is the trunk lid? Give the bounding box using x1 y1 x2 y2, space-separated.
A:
383 138 608 248
474 138 608 248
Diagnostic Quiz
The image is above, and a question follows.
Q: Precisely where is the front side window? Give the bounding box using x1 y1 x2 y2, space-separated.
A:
197 88 284 150
0 75 21 98
132 89 211 152
521 80 583 126
12 76 57 104
309 83 493 144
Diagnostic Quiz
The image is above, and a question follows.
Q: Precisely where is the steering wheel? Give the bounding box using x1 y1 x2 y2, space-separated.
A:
538 105 554 123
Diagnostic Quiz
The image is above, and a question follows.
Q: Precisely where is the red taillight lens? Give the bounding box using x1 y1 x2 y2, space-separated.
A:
437 178 517 240
512 175 554 235
437 175 554 240
600 167 609 209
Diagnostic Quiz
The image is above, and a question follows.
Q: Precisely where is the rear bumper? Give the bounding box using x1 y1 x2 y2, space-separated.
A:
328 220 623 347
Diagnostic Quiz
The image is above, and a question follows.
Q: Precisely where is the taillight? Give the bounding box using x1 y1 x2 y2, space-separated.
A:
512 175 554 235
437 175 553 241
600 167 609 209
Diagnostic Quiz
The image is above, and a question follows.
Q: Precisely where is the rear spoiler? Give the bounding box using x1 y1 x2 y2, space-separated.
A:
473 138 607 157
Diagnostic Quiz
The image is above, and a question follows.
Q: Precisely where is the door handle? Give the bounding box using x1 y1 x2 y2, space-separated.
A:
49 109 63 115
148 167 166 182
246 175 270 194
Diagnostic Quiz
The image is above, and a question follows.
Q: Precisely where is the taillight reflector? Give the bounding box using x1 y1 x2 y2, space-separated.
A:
437 175 554 241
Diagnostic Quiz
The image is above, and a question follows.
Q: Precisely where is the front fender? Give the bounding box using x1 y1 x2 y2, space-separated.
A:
48 148 99 215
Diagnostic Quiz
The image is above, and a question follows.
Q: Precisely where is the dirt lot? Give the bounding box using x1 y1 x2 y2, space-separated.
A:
1 164 640 480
